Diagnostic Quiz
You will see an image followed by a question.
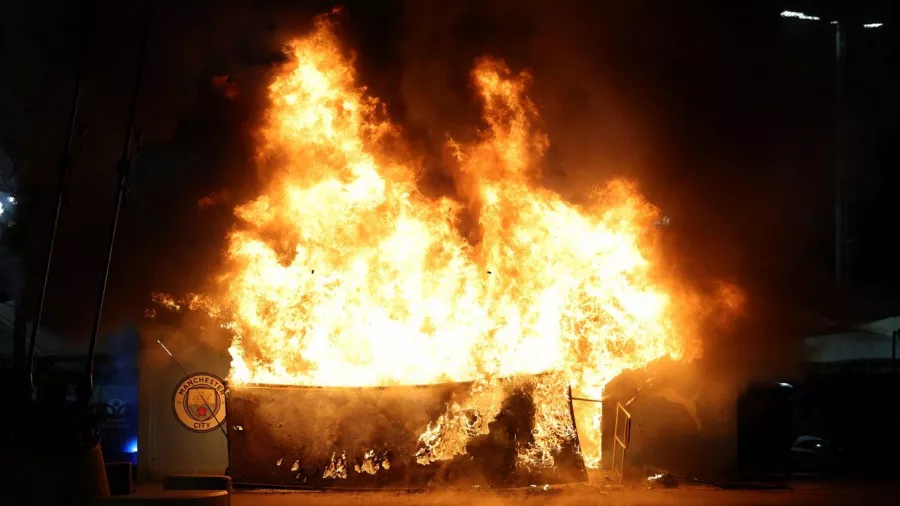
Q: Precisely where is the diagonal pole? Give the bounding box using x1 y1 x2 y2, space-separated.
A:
78 0 153 425
23 0 93 400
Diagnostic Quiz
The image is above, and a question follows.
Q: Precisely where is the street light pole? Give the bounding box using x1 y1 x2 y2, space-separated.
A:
781 11 883 284
833 22 845 285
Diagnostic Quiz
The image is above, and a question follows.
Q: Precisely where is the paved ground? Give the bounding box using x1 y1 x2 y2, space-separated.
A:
228 482 900 506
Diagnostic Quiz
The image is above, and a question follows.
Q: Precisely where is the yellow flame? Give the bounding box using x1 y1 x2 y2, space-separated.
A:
323 451 348 480
151 293 181 311
159 12 738 469
353 449 383 475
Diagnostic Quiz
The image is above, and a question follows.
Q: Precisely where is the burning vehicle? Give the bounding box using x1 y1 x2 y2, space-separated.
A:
145 10 739 489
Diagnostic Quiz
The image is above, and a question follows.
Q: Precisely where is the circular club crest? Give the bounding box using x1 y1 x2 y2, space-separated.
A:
172 373 226 433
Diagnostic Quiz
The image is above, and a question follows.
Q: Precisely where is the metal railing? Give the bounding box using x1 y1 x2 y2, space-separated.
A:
611 402 632 481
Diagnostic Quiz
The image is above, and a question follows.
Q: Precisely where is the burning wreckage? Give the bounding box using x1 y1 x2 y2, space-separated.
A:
226 375 587 488
151 11 739 490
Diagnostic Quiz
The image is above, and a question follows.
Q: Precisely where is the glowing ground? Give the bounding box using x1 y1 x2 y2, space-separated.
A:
117 480 900 506
226 482 899 506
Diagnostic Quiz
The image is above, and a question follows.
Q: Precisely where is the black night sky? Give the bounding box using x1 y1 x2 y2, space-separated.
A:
1 0 898 375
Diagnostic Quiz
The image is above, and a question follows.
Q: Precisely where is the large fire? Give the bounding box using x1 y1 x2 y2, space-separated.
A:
158 11 736 470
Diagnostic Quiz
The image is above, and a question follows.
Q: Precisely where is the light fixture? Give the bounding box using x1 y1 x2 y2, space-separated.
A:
780 10 820 21
781 10 885 29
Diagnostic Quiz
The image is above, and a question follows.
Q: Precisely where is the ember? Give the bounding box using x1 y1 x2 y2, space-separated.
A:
157 8 739 481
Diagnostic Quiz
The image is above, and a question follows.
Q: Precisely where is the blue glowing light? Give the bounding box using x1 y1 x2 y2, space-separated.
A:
124 437 139 453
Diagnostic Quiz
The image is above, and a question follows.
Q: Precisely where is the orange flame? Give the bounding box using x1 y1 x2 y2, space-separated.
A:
160 12 738 469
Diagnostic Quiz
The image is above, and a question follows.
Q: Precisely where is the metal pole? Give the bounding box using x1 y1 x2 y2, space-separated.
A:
566 385 582 454
78 2 153 410
833 22 845 284
892 330 897 375
23 0 93 397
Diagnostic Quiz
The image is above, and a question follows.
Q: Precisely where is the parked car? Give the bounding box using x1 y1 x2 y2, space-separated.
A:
791 435 843 474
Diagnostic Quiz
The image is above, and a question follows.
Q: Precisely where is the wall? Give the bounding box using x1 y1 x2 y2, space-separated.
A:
805 331 896 363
